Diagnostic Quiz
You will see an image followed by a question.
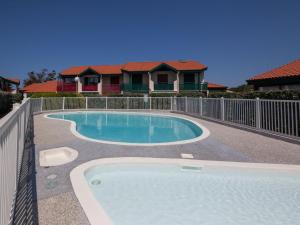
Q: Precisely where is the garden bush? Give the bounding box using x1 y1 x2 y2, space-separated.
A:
0 92 13 118
29 92 82 98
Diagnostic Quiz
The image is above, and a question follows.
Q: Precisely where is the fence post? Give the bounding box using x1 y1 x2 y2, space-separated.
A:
105 97 108 110
170 97 173 111
256 97 261 129
40 97 43 112
174 96 177 111
221 97 225 121
149 97 152 110
127 97 129 110
62 97 65 111
185 96 188 112
199 97 203 116
86 97 88 110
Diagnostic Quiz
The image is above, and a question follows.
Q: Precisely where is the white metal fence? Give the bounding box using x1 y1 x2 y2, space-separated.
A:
0 99 31 225
30 97 300 141
1 96 300 225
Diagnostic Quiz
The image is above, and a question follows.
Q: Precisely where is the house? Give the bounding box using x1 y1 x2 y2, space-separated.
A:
0 76 20 93
207 82 228 92
58 60 208 95
247 59 300 91
22 80 58 93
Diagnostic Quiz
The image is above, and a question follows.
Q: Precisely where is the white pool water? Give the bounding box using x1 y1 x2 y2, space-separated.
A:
71 158 300 225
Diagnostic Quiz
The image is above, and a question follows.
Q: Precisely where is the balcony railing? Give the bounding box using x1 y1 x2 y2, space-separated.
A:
102 84 121 94
122 83 149 92
58 82 76 92
180 82 208 91
82 84 98 92
154 83 174 91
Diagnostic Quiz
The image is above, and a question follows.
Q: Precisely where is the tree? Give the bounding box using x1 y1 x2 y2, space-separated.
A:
23 69 57 86
229 84 254 92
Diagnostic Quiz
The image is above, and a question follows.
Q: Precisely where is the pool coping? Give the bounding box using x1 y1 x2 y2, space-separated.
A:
44 111 210 146
70 157 300 225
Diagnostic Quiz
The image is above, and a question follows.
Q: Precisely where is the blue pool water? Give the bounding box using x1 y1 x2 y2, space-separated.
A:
86 163 300 225
47 112 203 143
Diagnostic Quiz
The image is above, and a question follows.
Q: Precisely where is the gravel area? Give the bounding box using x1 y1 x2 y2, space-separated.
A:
34 111 300 225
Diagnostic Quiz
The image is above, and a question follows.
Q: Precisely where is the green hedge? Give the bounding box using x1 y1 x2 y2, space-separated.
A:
12 93 23 103
209 91 300 100
27 90 300 100
29 92 83 98
0 92 13 118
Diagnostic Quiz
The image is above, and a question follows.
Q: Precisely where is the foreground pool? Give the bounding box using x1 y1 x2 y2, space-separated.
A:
71 158 300 225
47 112 208 145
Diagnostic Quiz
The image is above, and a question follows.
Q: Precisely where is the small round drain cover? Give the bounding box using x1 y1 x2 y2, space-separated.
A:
91 179 101 186
46 180 58 189
46 174 57 180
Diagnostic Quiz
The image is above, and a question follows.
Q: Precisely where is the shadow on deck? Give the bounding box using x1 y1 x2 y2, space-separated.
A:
13 115 39 225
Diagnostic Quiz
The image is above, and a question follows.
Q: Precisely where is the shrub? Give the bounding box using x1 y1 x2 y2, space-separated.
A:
0 92 13 118
29 92 82 98
208 91 300 100
12 93 23 103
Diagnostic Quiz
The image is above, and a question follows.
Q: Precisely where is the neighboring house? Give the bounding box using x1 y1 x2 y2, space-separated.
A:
207 82 228 92
58 60 208 95
22 80 58 93
247 59 300 91
0 76 20 93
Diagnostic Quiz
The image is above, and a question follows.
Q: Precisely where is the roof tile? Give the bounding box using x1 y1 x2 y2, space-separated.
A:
248 59 300 81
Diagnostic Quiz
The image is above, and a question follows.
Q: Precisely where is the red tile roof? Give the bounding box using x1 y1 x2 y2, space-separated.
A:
164 60 207 71
248 59 300 81
207 82 227 89
60 60 207 75
22 80 58 93
92 65 123 74
60 65 123 76
122 61 162 72
0 76 20 85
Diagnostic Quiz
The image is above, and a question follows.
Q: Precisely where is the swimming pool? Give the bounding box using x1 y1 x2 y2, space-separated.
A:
71 158 300 225
46 112 209 145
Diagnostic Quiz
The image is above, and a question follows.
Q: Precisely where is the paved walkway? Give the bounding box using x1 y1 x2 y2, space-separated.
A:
34 112 300 225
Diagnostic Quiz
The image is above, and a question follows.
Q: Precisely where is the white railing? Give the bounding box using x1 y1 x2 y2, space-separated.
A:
0 99 31 225
30 97 300 141
0 96 300 225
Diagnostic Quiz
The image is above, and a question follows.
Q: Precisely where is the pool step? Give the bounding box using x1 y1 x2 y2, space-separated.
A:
181 165 202 172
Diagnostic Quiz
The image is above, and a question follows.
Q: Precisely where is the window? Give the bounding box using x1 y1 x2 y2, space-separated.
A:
132 74 143 84
157 74 168 84
84 77 98 85
184 74 195 83
64 77 75 83
110 76 119 85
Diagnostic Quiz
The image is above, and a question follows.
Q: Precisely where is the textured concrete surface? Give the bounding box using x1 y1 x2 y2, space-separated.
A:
34 112 300 225
38 192 89 225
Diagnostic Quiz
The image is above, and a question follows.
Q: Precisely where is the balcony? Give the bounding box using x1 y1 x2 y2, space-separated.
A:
154 83 174 91
180 82 208 91
122 83 149 92
58 83 76 92
82 84 98 92
102 84 121 95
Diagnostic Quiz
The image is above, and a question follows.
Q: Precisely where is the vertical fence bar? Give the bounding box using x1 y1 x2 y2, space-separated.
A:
220 97 225 121
185 96 188 112
256 98 260 129
199 97 203 116
127 97 129 110
40 97 43 112
62 97 65 111
85 97 88 110
105 97 108 110
150 97 152 110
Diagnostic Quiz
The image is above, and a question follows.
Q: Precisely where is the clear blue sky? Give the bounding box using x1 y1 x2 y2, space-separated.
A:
0 0 299 87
